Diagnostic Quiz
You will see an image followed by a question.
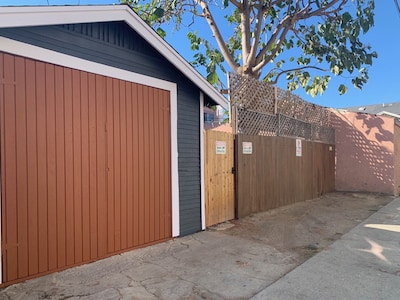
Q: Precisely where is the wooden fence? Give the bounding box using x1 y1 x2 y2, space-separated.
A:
204 130 235 226
235 135 335 218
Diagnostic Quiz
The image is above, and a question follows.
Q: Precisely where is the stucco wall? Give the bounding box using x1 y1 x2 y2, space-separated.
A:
332 110 396 195
394 123 400 196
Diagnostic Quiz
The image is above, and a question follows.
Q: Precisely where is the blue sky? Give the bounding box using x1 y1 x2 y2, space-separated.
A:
1 1 399 108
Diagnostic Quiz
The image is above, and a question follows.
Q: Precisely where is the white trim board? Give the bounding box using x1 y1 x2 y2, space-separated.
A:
200 92 206 230
0 5 229 110
0 37 180 238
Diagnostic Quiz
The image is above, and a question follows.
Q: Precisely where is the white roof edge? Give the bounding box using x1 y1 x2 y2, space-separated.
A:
376 111 400 118
0 5 229 109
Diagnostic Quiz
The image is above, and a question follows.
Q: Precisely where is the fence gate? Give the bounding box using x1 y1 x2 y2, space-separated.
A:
204 130 235 226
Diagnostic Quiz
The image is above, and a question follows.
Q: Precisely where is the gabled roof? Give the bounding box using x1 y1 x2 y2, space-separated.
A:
0 4 229 109
344 102 400 118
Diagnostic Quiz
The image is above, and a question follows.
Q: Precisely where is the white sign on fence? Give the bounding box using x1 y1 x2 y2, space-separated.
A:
242 142 253 154
296 139 302 157
215 141 226 154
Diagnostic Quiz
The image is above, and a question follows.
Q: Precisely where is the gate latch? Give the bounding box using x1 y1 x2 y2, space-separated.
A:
231 167 236 174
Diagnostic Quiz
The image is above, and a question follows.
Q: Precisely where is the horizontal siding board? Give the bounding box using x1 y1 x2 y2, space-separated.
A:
0 22 202 237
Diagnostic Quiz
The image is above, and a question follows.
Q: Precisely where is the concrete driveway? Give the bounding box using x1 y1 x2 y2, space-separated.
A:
252 197 400 300
1 230 298 299
1 193 399 299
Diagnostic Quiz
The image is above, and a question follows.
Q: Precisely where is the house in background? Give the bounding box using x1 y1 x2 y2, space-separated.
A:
0 5 228 286
203 106 227 130
203 106 219 129
332 105 400 196
344 102 400 120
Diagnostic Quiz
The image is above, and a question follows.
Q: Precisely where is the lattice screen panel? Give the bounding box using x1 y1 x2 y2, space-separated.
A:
312 125 335 144
229 73 275 115
275 88 331 127
237 109 278 136
229 73 335 144
278 114 312 140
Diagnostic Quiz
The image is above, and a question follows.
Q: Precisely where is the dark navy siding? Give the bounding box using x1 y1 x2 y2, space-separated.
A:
0 22 201 236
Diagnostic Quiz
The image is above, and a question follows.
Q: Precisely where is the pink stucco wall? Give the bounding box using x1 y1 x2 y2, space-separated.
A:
332 110 396 195
394 123 400 195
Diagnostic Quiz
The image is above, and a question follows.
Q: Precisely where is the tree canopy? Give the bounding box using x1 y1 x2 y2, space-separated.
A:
122 0 377 96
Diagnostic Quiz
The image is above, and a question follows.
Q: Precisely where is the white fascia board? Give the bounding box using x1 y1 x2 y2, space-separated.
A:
376 111 400 119
0 5 229 110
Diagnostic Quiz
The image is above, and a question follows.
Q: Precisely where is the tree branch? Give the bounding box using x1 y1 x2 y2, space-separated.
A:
299 0 347 19
241 0 251 68
229 0 242 9
265 65 327 84
255 14 291 65
195 0 240 72
246 2 265 70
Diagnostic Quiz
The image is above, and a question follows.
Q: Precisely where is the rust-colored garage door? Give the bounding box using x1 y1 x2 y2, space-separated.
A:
0 52 172 285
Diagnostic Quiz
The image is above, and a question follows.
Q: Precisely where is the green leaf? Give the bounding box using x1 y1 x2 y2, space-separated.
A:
156 27 166 38
338 84 348 95
331 65 341 75
287 81 298 91
153 7 164 18
207 71 219 85
341 12 352 27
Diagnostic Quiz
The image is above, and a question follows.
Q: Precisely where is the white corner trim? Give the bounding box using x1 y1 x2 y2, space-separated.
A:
0 5 229 110
0 37 180 238
200 93 206 230
170 88 180 237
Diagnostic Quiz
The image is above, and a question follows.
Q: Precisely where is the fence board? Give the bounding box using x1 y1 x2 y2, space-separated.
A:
204 130 235 226
236 135 335 218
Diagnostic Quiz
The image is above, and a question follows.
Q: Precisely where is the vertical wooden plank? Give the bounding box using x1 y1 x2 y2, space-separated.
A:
54 65 66 269
236 135 251 218
25 58 39 276
163 91 172 237
0 53 6 280
96 74 107 257
143 86 150 244
106 77 115 253
126 82 134 248
35 61 49 274
64 67 75 266
205 130 216 225
88 73 98 260
113 78 121 251
80 71 90 262
137 85 145 245
153 89 160 241
0 53 7 280
3 54 18 281
227 133 235 220
45 63 58 271
119 80 127 250
14 56 29 279
159 90 167 238
148 87 155 243
132 83 140 246
72 69 83 264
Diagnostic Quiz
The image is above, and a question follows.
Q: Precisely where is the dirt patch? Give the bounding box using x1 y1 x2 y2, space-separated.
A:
215 192 394 263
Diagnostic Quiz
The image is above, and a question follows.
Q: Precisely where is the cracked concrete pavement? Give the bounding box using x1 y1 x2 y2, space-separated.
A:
1 232 298 299
0 192 397 299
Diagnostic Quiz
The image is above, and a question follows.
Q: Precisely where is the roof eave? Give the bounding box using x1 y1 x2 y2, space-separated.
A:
0 5 229 109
